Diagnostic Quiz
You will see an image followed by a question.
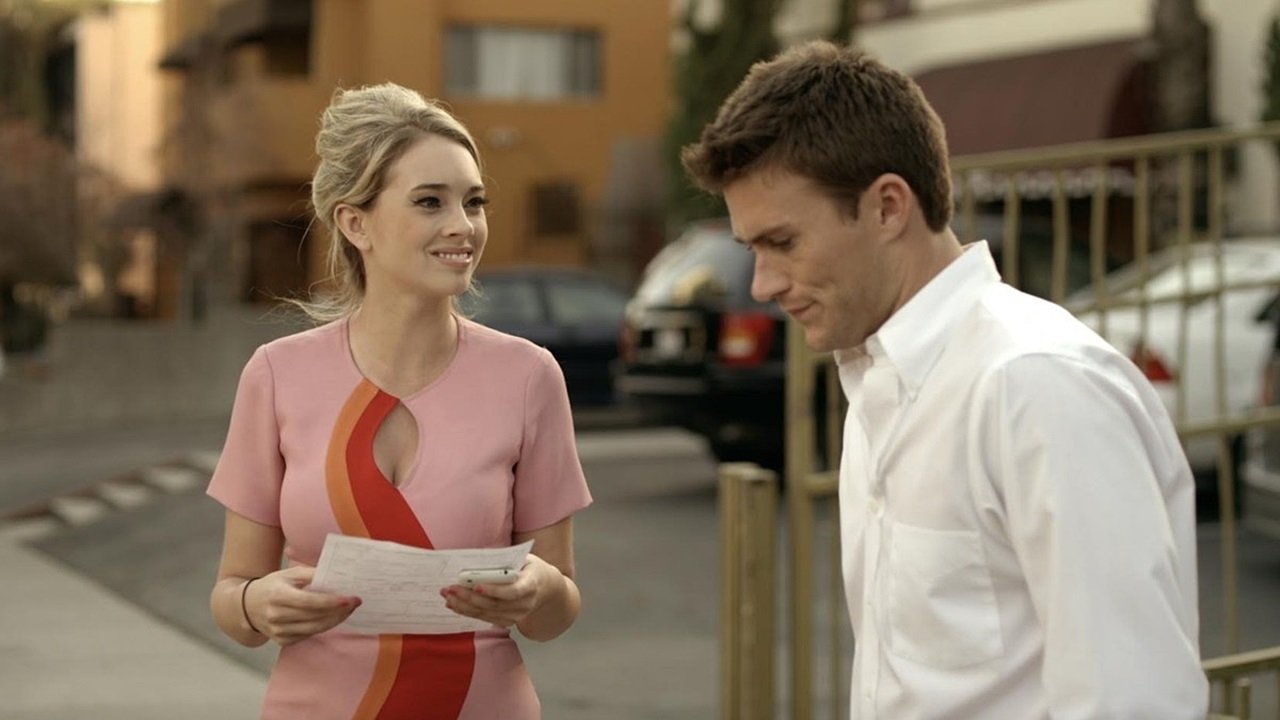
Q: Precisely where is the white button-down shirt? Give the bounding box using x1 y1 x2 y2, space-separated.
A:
837 242 1207 719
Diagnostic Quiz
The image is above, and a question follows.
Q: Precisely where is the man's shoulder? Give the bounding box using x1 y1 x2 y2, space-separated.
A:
968 285 1114 363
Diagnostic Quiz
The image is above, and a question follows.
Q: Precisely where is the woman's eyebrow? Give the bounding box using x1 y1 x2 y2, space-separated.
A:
410 183 485 194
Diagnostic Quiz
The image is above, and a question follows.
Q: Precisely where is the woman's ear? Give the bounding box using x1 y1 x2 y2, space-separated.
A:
334 204 371 252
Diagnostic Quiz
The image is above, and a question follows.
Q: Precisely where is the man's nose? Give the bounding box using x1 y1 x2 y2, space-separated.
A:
750 253 786 303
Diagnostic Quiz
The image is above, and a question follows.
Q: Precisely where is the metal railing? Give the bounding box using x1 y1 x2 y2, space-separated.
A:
720 122 1280 719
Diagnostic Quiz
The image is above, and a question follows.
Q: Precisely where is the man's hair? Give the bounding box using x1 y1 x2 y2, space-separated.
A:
681 41 953 232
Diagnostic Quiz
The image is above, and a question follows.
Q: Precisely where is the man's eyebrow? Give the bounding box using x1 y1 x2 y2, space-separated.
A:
735 223 792 246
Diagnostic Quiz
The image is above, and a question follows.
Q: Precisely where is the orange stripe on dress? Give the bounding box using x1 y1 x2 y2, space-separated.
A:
352 635 402 720
325 380 379 538
325 382 476 720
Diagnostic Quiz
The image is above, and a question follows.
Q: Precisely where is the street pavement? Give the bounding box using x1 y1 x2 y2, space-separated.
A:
3 306 1280 718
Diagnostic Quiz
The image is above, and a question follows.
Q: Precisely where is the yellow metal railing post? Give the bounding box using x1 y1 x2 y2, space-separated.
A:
1206 142 1240 655
1175 151 1194 428
1089 161 1109 337
719 462 778 720
787 319 818 720
1051 168 1070 304
1003 174 1021 290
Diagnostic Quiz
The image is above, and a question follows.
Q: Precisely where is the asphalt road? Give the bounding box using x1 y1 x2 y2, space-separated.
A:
11 425 1280 718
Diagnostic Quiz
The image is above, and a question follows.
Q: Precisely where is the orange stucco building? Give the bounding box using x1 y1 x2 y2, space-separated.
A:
158 0 670 303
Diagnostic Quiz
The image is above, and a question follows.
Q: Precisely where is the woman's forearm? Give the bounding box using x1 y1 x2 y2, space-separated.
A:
211 576 270 648
516 565 580 642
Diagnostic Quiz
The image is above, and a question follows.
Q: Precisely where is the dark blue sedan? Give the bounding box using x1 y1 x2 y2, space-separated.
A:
460 267 629 407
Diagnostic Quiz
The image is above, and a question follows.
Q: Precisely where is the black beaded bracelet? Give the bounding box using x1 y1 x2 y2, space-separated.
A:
241 577 263 634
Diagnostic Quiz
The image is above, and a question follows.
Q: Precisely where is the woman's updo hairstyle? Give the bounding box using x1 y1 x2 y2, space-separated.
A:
301 83 481 321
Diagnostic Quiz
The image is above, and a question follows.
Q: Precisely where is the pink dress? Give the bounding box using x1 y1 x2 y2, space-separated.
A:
207 316 592 719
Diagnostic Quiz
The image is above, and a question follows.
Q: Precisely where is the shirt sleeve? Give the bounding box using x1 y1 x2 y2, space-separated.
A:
984 352 1207 719
513 347 592 533
206 345 285 527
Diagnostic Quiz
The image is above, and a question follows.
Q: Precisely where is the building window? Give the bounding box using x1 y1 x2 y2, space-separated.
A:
263 33 311 76
531 181 582 236
446 26 601 101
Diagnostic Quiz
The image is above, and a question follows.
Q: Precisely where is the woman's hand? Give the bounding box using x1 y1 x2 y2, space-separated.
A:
245 565 361 646
440 554 563 630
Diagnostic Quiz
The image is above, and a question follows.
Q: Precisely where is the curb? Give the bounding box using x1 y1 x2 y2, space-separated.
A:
0 451 219 544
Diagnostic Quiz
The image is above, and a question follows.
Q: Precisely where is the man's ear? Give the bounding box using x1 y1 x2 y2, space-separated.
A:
866 173 913 241
334 204 371 252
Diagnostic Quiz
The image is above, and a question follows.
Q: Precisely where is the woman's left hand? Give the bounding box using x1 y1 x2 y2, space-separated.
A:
441 554 561 629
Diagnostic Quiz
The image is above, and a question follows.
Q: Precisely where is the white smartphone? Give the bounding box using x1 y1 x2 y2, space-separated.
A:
457 567 519 585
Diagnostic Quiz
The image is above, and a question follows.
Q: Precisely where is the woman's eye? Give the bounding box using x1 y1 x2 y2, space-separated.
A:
467 196 490 210
415 196 441 209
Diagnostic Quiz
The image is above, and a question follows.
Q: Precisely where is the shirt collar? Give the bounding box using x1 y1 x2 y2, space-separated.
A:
837 241 1001 399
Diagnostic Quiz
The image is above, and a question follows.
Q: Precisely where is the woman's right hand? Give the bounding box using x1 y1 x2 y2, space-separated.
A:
244 565 361 646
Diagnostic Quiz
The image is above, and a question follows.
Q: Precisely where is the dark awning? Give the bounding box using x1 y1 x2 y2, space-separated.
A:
914 39 1153 156
215 0 312 48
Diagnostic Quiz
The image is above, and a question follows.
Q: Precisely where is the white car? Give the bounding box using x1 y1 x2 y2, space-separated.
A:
1242 315 1280 539
1066 238 1280 474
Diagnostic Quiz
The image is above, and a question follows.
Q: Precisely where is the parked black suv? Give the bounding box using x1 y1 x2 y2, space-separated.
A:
616 220 790 468
617 215 1108 469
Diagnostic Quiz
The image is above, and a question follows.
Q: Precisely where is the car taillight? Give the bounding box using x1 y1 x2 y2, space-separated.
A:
1129 343 1176 383
719 311 775 368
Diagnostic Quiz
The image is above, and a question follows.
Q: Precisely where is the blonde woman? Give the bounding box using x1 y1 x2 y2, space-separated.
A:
207 83 590 718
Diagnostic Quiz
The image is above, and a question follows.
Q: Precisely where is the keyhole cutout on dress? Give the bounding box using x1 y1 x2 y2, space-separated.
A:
372 402 420 488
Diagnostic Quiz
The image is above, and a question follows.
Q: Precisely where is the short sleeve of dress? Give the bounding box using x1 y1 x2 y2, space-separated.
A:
207 345 285 527
513 348 592 533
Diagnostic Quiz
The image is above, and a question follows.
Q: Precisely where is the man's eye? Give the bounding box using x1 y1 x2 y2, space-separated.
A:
769 237 792 249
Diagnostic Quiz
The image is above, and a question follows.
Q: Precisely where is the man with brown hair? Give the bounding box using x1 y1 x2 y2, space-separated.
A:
684 40 1206 718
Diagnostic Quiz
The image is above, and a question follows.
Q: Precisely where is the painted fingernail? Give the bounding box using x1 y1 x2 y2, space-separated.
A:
473 586 485 595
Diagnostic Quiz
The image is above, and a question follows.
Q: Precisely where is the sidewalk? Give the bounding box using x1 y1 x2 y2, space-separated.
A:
0 303 651 719
0 536 266 720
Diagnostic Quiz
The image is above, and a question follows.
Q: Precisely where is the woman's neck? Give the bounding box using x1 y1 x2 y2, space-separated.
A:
347 291 458 398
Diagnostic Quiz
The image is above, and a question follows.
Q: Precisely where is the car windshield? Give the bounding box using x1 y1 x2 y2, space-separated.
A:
546 280 627 324
634 223 756 306
464 277 543 324
1066 242 1280 308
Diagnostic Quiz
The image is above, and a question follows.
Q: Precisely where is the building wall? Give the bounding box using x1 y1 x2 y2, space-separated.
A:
856 0 1147 75
856 0 1280 235
157 0 671 297
440 0 671 267
1202 0 1280 234
77 1 163 191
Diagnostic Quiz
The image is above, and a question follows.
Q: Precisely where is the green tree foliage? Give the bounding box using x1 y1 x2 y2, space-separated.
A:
664 0 783 229
1262 15 1280 160
0 0 99 123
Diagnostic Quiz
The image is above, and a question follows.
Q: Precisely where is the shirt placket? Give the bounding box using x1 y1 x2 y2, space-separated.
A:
857 360 900 719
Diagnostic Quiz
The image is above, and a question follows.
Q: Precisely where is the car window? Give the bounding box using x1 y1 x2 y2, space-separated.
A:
546 280 627 325
464 278 544 324
634 225 754 306
1140 257 1246 301
1065 243 1280 309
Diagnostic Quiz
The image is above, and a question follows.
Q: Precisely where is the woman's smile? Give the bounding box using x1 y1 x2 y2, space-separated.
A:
430 247 475 269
